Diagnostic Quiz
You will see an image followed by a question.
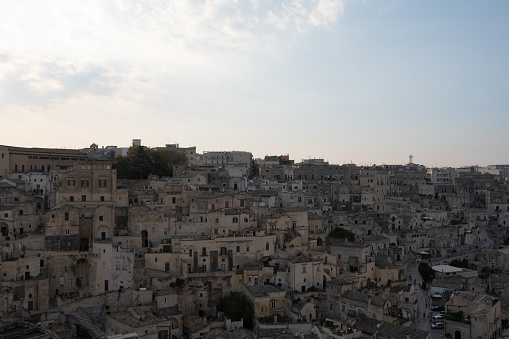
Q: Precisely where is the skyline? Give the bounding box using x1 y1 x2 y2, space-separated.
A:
1 1 508 168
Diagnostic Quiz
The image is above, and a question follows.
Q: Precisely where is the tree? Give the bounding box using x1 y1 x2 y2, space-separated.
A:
151 148 186 177
218 292 255 328
329 227 355 242
450 259 469 269
250 160 260 179
127 146 153 179
115 146 187 179
115 155 131 179
418 262 435 282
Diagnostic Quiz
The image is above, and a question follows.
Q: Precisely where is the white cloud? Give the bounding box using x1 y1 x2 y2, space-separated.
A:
0 0 344 110
0 52 154 109
309 0 344 26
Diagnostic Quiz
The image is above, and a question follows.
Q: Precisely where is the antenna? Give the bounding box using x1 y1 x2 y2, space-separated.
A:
409 155 413 164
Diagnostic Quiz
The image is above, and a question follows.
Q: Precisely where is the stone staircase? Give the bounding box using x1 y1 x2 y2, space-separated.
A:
69 307 107 339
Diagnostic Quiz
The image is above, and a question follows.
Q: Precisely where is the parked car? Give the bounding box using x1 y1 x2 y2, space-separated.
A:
432 314 444 321
431 305 445 312
432 322 445 329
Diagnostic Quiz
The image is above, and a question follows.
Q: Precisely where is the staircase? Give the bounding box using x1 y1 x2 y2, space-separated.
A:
69 308 107 339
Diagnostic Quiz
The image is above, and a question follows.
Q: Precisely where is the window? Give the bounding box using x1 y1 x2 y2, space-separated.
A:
65 212 69 220
81 180 89 188
302 266 306 273
99 216 103 221
232 217 238 223
70 196 74 202
82 195 86 201
99 179 107 188
65 230 70 235
202 247 206 256
165 263 170 271
271 301 276 309
67 179 75 186
266 243 269 251
236 246 240 252
100 196 105 201
189 249 193 257
260 307 265 313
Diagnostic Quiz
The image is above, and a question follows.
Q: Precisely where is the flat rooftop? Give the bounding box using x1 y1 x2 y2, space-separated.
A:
433 265 462 273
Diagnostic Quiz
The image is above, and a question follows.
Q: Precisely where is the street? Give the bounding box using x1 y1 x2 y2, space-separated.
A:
407 225 494 339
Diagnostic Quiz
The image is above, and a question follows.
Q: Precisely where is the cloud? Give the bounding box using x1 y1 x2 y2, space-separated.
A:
0 0 344 110
0 52 154 109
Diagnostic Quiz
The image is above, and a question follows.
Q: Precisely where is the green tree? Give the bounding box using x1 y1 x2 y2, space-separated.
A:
115 155 131 179
151 148 187 177
127 146 153 179
218 292 255 328
418 262 435 282
115 146 187 179
250 160 260 179
329 227 355 242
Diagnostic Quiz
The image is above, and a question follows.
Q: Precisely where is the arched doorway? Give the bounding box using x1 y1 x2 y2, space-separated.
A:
170 318 179 339
317 238 323 246
76 258 89 288
142 230 148 247
80 238 89 251
0 222 8 237
455 330 461 339
97 226 110 241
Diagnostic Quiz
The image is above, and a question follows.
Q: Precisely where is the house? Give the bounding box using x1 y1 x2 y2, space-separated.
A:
444 292 502 339
337 290 389 321
244 285 285 318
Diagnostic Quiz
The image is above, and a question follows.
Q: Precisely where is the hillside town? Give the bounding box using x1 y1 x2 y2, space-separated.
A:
1 141 508 339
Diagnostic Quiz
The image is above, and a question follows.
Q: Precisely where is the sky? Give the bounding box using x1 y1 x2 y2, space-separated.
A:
1 0 508 168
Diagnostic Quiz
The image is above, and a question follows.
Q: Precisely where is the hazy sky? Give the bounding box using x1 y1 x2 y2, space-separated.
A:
1 1 508 167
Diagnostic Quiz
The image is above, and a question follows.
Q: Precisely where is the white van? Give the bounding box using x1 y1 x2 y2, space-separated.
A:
432 322 445 329
433 314 444 321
